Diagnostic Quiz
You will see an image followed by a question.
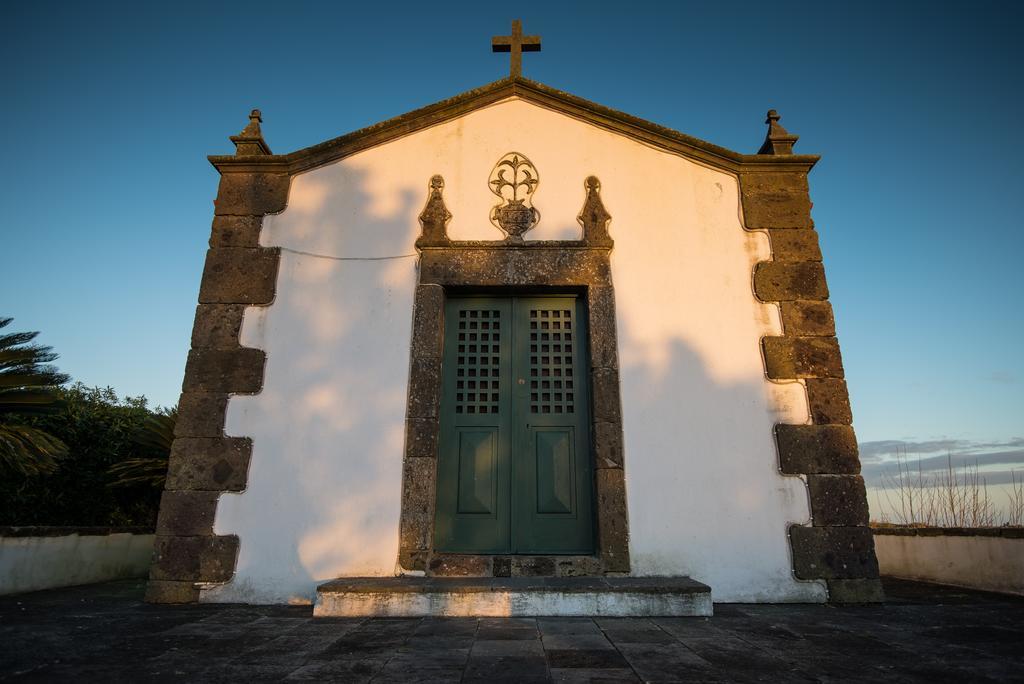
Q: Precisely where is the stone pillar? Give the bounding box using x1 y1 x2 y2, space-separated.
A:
396 283 444 573
146 113 289 603
740 112 883 603
588 285 629 573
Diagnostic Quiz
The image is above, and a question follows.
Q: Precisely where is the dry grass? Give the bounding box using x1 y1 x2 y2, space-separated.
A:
1009 470 1024 527
874 449 1020 527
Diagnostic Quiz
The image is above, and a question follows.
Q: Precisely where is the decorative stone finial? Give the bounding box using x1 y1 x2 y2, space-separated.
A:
230 108 272 156
577 176 613 246
488 153 540 241
416 175 452 248
757 109 799 155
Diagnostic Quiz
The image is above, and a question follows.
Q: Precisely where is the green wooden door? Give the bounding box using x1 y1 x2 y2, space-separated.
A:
434 295 593 554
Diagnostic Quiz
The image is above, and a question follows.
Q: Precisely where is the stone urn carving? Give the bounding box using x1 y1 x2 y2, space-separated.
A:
488 152 539 240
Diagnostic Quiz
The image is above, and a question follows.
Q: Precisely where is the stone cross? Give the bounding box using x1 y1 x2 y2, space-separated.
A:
491 20 541 78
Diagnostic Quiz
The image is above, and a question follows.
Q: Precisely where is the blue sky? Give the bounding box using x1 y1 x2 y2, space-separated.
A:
1 1 1021 478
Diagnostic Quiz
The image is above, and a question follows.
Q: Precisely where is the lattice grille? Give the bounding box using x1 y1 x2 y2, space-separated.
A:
455 309 501 414
529 308 575 414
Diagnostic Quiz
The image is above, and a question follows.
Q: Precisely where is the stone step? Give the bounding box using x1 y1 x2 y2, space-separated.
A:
314 576 712 617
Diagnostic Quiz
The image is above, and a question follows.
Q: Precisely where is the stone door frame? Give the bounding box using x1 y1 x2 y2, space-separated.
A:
397 239 629 578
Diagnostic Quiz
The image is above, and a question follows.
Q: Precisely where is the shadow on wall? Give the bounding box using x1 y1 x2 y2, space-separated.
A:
616 332 821 602
211 164 423 603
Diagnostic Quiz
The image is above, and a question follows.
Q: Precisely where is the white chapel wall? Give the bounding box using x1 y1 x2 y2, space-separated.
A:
203 97 825 604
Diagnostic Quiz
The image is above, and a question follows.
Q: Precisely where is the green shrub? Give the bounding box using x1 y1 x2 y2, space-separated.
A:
0 384 168 526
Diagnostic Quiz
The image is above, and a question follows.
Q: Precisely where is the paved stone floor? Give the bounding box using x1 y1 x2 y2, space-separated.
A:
0 578 1021 682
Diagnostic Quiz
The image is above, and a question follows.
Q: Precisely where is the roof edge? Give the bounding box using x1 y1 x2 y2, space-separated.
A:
209 77 819 175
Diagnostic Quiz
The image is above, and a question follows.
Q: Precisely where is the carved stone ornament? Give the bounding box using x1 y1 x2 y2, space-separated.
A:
758 109 799 156
416 175 452 248
230 109 272 156
489 152 540 241
577 176 613 246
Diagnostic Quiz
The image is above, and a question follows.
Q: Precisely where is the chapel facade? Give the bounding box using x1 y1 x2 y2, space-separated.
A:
147 23 881 613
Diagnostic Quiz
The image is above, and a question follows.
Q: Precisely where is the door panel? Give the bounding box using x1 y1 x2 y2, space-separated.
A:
534 428 575 514
512 297 593 554
434 299 512 553
435 295 593 555
456 429 498 515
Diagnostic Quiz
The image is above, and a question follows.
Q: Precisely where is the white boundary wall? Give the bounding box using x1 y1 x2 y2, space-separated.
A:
0 530 154 596
875 530 1024 596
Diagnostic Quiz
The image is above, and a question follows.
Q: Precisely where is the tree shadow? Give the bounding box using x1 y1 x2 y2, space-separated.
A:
616 334 825 602
208 164 421 604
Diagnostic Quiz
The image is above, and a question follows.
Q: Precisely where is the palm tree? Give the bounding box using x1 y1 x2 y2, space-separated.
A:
108 407 177 489
0 318 69 475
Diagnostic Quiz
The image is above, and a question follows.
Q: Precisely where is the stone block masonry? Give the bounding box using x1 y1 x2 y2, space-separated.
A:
740 128 882 602
146 114 288 603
